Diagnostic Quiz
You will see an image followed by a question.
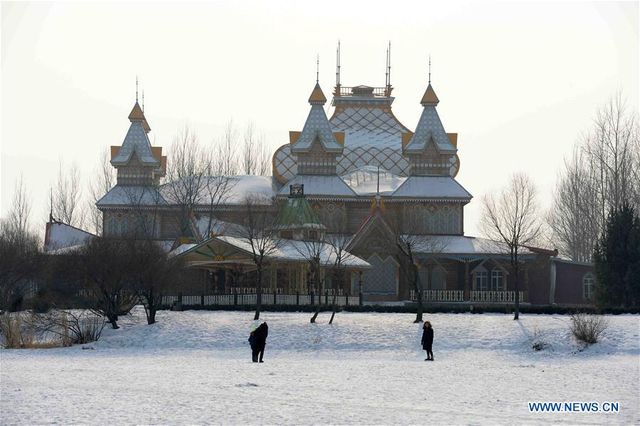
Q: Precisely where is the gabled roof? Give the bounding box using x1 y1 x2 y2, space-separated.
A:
44 221 96 252
291 84 343 153
179 235 370 269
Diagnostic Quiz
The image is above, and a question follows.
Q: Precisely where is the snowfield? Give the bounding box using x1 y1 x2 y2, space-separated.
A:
1 309 639 425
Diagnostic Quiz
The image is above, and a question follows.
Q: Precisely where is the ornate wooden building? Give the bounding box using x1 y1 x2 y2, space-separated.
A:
91 58 595 307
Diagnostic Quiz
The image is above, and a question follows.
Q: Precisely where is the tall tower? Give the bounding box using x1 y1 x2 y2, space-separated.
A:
289 82 344 175
110 101 166 185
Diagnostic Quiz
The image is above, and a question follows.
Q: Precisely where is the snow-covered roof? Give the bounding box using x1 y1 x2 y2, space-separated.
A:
278 175 357 198
44 222 95 252
97 185 167 207
391 176 472 200
111 121 160 166
410 235 539 257
194 216 247 239
215 236 370 268
160 175 275 207
404 106 456 154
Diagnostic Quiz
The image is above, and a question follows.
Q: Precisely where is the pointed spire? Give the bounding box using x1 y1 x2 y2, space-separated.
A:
336 41 341 88
421 57 439 106
308 79 327 105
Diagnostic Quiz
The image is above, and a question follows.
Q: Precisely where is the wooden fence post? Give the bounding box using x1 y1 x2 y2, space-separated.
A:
296 291 299 306
325 290 328 305
234 291 238 306
201 294 204 306
273 292 277 305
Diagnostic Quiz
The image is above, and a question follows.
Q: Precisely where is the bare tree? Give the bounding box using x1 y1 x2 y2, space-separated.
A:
52 160 83 228
325 219 352 324
163 126 210 237
242 121 271 176
294 237 324 323
80 237 138 329
481 173 543 320
215 119 239 176
0 177 40 312
550 94 640 261
130 239 185 325
87 148 116 235
239 196 280 320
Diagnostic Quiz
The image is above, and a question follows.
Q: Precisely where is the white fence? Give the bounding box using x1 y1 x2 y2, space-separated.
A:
410 290 526 303
470 291 525 303
162 293 361 307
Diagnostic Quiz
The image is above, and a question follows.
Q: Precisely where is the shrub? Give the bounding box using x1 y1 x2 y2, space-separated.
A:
30 310 106 346
0 313 35 348
531 327 550 351
570 313 608 345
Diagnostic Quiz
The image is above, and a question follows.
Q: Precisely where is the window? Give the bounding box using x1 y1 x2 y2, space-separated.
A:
583 273 595 301
491 269 504 291
475 271 488 291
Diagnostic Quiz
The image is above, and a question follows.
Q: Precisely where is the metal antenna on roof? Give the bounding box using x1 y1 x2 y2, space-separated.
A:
142 90 145 112
336 41 341 88
136 76 139 103
316 54 320 84
428 55 432 85
386 41 391 88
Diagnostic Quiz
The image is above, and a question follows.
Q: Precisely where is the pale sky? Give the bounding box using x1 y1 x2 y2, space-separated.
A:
1 1 638 238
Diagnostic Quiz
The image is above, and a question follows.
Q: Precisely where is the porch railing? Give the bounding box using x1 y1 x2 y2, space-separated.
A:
470 291 525 303
162 292 360 308
410 290 526 304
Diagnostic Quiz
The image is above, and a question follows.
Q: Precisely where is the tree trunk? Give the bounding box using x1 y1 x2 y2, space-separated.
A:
414 263 423 323
513 254 520 320
106 313 119 329
254 264 262 321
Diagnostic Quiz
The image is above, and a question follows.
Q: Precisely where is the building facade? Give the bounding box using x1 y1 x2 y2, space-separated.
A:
94 64 594 307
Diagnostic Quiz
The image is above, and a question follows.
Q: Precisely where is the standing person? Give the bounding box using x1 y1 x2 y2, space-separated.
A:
421 321 434 361
251 322 268 363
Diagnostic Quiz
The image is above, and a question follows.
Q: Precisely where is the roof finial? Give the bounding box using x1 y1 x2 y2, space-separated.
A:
136 75 139 103
336 40 341 88
386 41 391 88
428 55 432 85
142 90 145 112
316 54 320 84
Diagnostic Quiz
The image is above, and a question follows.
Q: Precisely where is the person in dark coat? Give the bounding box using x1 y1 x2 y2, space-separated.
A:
249 322 268 363
421 321 434 361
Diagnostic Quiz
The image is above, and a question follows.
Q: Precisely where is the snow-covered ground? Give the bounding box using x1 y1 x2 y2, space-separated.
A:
1 309 638 425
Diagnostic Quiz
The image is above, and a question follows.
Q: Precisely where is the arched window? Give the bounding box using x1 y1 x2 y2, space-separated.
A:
491 269 504 291
583 273 595 301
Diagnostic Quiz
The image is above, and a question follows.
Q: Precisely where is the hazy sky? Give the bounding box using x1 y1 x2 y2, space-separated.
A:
1 1 638 238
